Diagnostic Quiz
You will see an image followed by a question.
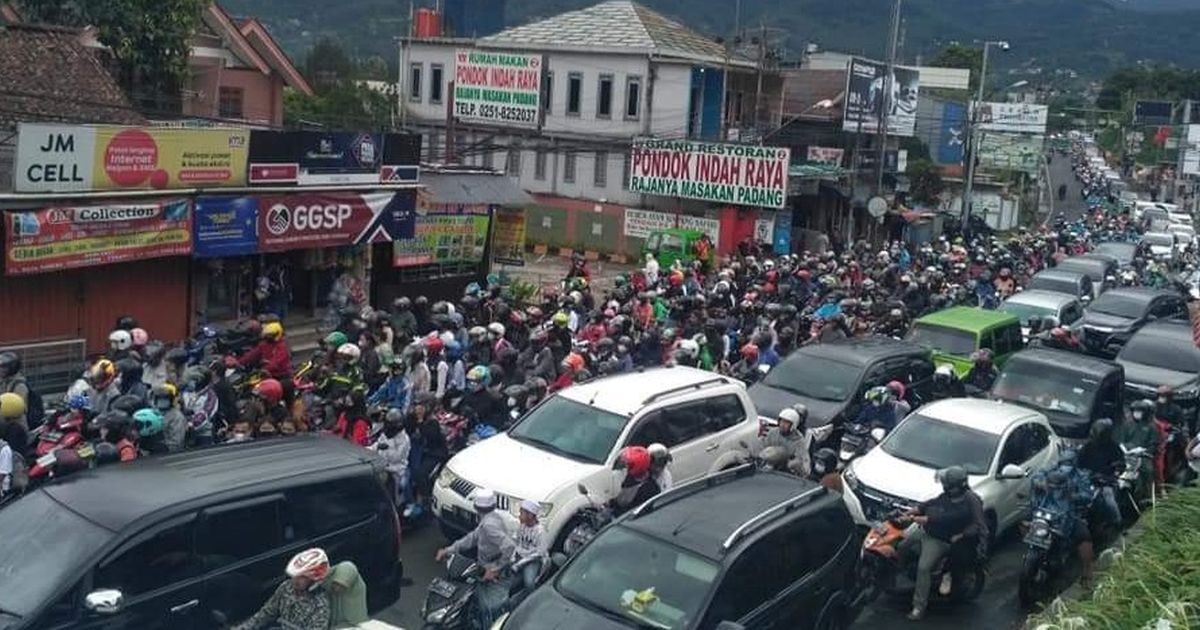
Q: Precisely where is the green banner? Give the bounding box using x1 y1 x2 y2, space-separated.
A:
392 214 489 267
979 133 1045 173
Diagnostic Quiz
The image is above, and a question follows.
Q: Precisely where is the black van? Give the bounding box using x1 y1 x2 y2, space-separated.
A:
990 348 1125 441
0 437 403 630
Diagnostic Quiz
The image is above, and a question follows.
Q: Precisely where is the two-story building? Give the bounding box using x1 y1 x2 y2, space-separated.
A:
400 0 783 257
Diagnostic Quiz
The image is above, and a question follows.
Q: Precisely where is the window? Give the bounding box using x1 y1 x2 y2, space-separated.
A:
625 76 642 119
597 74 613 118
567 72 582 116
506 149 521 177
705 517 820 625
409 62 423 102
218 87 244 119
197 498 283 566
564 152 577 183
535 150 547 180
999 424 1049 468
705 394 748 432
543 71 553 114
593 151 608 187
94 516 198 597
430 63 444 104
629 397 731 448
482 149 494 170
622 151 632 187
290 481 380 537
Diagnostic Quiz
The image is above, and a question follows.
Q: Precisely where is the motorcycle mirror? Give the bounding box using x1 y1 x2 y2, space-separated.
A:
577 483 589 496
84 589 124 615
998 463 1026 480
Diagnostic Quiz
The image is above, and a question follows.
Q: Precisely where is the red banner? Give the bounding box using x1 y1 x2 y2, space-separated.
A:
5 199 192 275
256 192 402 252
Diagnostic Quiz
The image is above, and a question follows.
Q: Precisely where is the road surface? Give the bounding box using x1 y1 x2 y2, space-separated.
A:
1045 152 1088 223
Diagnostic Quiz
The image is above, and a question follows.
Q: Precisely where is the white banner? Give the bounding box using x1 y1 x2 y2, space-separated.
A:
806 146 845 165
453 49 542 128
623 208 720 248
973 102 1048 134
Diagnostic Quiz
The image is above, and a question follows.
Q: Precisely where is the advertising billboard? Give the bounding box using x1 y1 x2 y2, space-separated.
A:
453 49 542 128
622 208 721 247
805 146 845 165
257 192 416 252
15 123 248 193
973 102 1049 134
491 208 526 266
193 197 259 258
393 213 490 267
6 199 192 275
628 139 791 209
978 133 1045 173
842 58 919 137
247 131 421 185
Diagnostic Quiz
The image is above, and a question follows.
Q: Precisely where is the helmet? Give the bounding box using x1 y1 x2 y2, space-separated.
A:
466 365 491 387
253 379 284 405
393 296 412 311
778 407 801 428
0 352 20 377
116 358 142 379
791 403 809 428
526 377 548 398
675 339 699 360
939 466 969 495
108 330 133 351
152 383 178 409
865 385 891 404
739 344 759 362
487 322 506 337
67 393 90 411
115 315 138 331
0 392 26 419
262 321 284 340
130 328 149 347
564 353 586 372
1130 399 1155 421
934 364 955 383
760 446 791 471
970 348 993 364
110 394 143 416
1090 417 1114 441
647 443 672 467
886 380 906 400
552 311 569 327
98 411 133 439
89 359 116 388
812 448 839 476
616 446 652 478
132 408 164 437
286 548 331 581
323 331 349 348
184 366 212 390
336 343 361 362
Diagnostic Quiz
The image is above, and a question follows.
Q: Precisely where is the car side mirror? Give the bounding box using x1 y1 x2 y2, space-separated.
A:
998 463 1026 480
715 622 747 630
84 589 124 615
577 483 589 496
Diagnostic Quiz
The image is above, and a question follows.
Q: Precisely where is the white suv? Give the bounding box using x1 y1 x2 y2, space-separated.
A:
432 367 759 546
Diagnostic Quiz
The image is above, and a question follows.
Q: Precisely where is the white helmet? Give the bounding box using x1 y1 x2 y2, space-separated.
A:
778 408 801 426
336 343 362 362
285 548 330 581
648 443 672 465
487 322 506 337
763 259 776 271
108 330 132 351
676 339 699 359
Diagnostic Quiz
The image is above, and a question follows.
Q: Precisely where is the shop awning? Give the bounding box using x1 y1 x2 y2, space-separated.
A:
789 161 851 179
420 172 533 208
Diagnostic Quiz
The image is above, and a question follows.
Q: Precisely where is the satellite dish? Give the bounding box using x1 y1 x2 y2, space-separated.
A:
867 196 888 218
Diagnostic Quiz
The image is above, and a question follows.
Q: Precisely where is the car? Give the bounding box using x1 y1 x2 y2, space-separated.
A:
1092 241 1138 270
1140 207 1171 230
748 337 934 445
906 307 1023 377
497 466 860 630
998 290 1084 339
990 348 1125 442
432 367 758 546
1074 287 1187 357
1167 224 1195 255
1055 255 1119 299
1027 269 1094 303
0 437 404 630
841 398 1061 542
1116 320 1200 425
1142 232 1178 265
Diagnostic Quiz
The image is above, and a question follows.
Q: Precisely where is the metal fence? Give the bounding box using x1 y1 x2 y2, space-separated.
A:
0 338 86 397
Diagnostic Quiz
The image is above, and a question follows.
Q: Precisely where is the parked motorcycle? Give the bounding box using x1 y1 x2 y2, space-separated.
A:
857 510 986 608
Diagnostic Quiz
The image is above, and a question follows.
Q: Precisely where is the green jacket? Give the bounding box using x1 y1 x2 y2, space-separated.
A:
328 561 369 627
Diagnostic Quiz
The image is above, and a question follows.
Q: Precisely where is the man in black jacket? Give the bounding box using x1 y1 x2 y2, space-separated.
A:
899 466 978 621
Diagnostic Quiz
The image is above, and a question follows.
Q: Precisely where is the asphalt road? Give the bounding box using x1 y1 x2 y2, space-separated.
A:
1045 152 1088 223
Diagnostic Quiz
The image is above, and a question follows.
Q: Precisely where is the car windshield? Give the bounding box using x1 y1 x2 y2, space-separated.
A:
998 301 1055 326
508 395 628 464
881 413 998 475
1094 243 1135 262
761 355 863 401
1144 233 1174 247
1088 294 1146 319
1028 275 1079 296
992 361 1100 417
556 526 719 630
0 491 113 617
1056 261 1101 280
905 323 977 356
1119 333 1200 373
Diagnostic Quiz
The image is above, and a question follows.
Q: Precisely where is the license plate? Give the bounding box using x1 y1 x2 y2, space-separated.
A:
36 452 57 467
429 578 458 599
40 431 62 443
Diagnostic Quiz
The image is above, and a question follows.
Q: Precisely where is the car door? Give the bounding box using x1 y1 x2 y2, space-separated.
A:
193 494 291 624
627 398 724 482
992 423 1053 530
75 514 207 630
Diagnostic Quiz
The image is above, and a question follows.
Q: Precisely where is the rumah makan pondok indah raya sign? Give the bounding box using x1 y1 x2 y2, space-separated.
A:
628 139 791 209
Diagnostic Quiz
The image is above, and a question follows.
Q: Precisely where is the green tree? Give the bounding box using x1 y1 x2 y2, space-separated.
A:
304 36 355 93
907 159 944 206
19 0 206 112
284 82 394 130
929 44 983 94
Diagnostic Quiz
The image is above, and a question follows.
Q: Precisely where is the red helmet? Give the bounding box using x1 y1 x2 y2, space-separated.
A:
253 378 284 405
796 269 812 281
669 270 684 286
740 344 760 361
425 336 445 354
617 446 652 479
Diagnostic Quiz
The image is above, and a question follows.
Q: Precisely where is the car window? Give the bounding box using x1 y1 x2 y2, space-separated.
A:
628 410 674 447
289 479 381 539
1061 304 1082 325
998 424 1045 468
1152 299 1183 318
907 358 934 383
704 531 798 625
705 394 748 432
94 515 199 597
1080 276 1093 296
998 325 1023 354
979 331 994 351
1027 424 1051 457
661 233 684 252
197 498 283 569
631 399 719 447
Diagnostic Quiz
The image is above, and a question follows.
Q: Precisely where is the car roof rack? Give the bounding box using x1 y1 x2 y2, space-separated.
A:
630 464 757 518
642 376 731 405
720 486 825 552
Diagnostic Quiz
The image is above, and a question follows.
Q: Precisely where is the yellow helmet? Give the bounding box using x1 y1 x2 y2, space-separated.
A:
0 392 26 419
262 321 284 340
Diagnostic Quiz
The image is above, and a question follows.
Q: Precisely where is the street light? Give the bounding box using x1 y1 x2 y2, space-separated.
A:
961 39 1010 234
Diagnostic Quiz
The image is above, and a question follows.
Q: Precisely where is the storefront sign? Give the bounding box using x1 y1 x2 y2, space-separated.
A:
296 132 383 185
393 213 490 267
257 192 416 252
15 123 248 193
491 208 526 266
622 208 721 248
453 49 542 128
628 139 791 209
806 146 844 165
193 197 259 258
978 133 1045 173
842 58 919 137
972 102 1048 135
247 131 422 185
5 199 192 275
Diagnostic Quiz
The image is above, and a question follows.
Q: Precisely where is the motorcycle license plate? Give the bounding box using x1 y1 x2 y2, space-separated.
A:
40 431 63 443
36 451 57 467
429 578 458 599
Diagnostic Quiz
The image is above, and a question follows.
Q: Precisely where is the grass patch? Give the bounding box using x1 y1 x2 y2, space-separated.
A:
1029 487 1200 629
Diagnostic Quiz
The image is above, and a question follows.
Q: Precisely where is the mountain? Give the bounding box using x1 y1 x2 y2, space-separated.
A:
222 0 1200 76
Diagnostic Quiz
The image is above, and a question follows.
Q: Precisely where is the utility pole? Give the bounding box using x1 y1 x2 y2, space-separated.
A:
754 22 766 135
874 0 903 195
961 41 994 234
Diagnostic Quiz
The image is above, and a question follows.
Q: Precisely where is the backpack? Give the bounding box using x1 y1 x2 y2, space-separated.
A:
0 439 28 493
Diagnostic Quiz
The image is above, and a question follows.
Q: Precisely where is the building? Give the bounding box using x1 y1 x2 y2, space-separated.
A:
400 0 784 258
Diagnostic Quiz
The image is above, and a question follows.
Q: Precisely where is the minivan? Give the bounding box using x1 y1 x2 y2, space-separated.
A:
1055 255 1118 299
0 437 403 629
1028 269 1094 303
906 306 1023 377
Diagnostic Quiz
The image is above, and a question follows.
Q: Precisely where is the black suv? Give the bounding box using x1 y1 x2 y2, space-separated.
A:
1075 287 1187 357
0 437 403 630
500 466 860 630
1117 320 1200 419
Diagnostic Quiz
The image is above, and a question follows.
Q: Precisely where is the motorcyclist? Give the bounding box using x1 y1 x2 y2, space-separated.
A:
1077 418 1124 532
435 489 516 629
760 406 811 476
115 358 149 403
233 548 332 630
855 386 901 432
1115 400 1158 491
1154 385 1187 432
900 466 980 621
151 383 187 452
237 321 293 381
391 296 418 341
463 365 505 428
107 330 135 362
731 343 764 384
0 352 30 414
97 411 138 462
182 366 221 446
141 341 169 389
330 391 371 447
931 364 965 400
0 393 29 456
317 344 367 403
811 447 841 492
962 349 998 395
610 446 661 516
648 442 674 491
249 378 289 435
368 356 411 414
371 409 411 506
132 407 167 454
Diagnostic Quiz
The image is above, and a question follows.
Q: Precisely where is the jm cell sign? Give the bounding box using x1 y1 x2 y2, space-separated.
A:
628 139 791 209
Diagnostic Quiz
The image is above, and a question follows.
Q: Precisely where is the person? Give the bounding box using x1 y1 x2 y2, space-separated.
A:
930 364 965 401
368 356 411 415
328 560 369 628
512 499 549 594
141 342 169 389
899 466 979 621
132 407 167 455
856 386 901 432
98 411 138 462
182 367 221 447
1077 418 1124 530
435 489 516 629
644 252 660 285
0 394 29 453
406 393 449 517
647 443 674 491
234 548 332 630
0 433 12 499
330 393 371 447
1030 458 1096 587
371 409 410 506
760 406 811 476
1115 400 1158 496
107 329 135 362
962 349 998 394
811 448 841 492
0 352 30 412
151 383 187 453
610 446 661 516
237 321 293 381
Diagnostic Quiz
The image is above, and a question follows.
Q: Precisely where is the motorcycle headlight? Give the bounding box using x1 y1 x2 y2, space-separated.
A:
436 467 458 489
1033 524 1050 538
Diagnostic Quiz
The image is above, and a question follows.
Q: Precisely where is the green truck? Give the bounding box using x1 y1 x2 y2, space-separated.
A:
905 306 1024 377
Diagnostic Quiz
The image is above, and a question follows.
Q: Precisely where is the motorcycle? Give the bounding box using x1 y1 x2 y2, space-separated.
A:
838 422 886 469
857 510 986 608
1116 445 1153 525
561 484 613 557
29 406 86 458
421 553 484 629
1157 417 1195 487
1018 496 1078 607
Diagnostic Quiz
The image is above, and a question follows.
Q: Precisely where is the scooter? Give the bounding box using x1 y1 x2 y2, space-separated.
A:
857 510 986 608
30 406 87 458
421 554 484 629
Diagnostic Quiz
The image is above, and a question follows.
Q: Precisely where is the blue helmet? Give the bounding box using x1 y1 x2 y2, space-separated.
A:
67 393 90 411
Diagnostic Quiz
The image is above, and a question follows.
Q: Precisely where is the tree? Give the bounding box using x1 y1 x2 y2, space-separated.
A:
928 44 984 94
304 37 354 93
907 159 945 206
19 0 206 112
284 82 394 130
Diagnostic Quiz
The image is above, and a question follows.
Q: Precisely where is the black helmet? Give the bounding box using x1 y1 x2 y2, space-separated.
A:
164 346 188 366
1090 417 1114 441
526 377 548 398
115 315 138 331
115 358 141 377
1130 399 1155 422
503 384 528 404
143 341 166 364
812 448 838 476
110 394 144 416
0 352 20 377
98 410 133 439
414 295 429 308
184 366 212 390
93 441 120 465
939 466 969 495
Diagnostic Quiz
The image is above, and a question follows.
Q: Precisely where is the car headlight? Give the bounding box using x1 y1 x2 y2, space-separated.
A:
436 467 458 489
540 502 555 519
843 467 860 491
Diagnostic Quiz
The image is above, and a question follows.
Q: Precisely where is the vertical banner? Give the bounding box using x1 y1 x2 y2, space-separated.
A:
491 208 526 266
773 210 793 255
938 102 967 166
842 58 919 137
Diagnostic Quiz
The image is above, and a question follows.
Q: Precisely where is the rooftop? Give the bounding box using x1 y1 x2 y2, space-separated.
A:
1002 289 1079 308
796 336 927 366
915 306 1019 331
558 366 741 416
1005 348 1121 376
917 398 1044 435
